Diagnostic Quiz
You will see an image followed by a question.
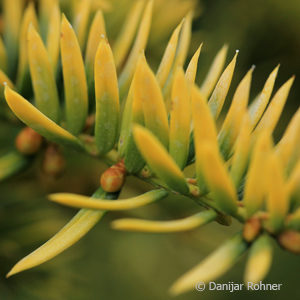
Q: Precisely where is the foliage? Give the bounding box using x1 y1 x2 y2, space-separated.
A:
0 0 299 297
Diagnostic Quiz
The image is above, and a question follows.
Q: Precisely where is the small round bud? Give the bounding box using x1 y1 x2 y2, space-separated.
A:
100 161 126 193
243 217 261 242
112 160 126 173
42 145 66 177
278 230 300 254
140 166 152 178
83 114 95 132
15 127 43 155
189 185 200 197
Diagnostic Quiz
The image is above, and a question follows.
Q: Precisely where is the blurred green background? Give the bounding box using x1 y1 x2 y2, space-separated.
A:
1 0 300 299
194 0 300 139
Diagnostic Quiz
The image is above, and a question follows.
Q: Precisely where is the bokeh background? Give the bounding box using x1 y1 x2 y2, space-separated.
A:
0 0 300 299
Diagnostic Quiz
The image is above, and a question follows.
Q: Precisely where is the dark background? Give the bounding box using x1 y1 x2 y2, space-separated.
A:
192 0 299 139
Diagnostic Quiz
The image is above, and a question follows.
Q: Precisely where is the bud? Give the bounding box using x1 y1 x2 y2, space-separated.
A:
189 184 200 197
42 145 66 177
84 114 95 132
187 178 197 185
100 160 126 193
243 217 262 242
140 166 152 178
278 230 300 254
15 127 43 155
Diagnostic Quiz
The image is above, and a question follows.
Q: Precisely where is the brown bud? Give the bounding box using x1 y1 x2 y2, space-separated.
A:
42 145 66 177
189 184 200 197
243 217 262 242
112 160 126 173
100 161 126 193
15 127 43 155
84 114 95 131
187 178 197 185
278 230 300 254
140 166 152 178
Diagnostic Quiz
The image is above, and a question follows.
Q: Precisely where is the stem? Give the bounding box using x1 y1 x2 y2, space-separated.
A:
80 137 245 225
137 175 245 224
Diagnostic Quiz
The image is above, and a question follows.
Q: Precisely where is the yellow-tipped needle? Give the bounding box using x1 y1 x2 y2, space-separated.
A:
112 210 217 233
